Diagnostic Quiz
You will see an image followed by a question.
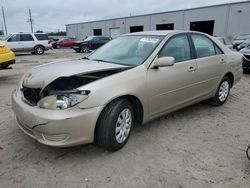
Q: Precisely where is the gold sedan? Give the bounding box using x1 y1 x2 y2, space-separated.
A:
12 31 242 151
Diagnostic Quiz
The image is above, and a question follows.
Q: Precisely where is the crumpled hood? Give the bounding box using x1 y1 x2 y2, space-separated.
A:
23 59 127 88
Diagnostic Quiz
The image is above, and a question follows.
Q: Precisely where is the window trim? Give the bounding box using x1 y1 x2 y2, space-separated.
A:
157 33 193 63
187 33 224 59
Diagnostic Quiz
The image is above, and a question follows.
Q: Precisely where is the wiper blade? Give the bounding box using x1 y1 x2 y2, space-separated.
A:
92 59 110 63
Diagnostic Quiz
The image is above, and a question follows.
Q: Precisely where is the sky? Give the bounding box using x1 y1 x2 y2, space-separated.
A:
0 0 245 33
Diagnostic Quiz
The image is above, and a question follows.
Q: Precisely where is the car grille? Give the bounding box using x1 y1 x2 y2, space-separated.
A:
42 133 69 142
22 87 41 105
73 43 81 47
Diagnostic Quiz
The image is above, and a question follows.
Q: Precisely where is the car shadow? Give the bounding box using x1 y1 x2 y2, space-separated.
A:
15 53 50 56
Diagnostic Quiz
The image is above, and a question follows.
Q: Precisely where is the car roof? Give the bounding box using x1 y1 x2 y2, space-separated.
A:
124 30 205 36
10 32 47 35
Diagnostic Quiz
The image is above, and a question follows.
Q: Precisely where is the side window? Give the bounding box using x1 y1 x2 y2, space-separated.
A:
8 34 20 42
34 34 49 40
191 34 216 58
20 34 34 41
159 35 191 63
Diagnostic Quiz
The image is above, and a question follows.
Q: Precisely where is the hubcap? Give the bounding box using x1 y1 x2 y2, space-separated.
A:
115 108 132 144
219 81 229 102
83 47 89 53
37 48 43 54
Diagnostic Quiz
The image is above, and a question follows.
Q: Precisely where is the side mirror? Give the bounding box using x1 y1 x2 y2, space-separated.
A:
7 38 12 42
153 57 175 68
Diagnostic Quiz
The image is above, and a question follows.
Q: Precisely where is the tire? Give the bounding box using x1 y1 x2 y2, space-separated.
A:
34 46 45 55
247 145 250 160
81 45 90 53
95 99 134 151
209 76 231 106
74 49 80 53
1 63 10 69
56 44 60 49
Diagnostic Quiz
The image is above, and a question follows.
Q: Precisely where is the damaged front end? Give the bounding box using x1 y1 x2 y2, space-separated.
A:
21 68 130 110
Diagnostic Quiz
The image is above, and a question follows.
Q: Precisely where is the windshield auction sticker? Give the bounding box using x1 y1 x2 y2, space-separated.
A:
140 38 159 43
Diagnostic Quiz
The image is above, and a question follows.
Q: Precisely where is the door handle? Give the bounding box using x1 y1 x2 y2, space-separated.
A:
187 66 196 72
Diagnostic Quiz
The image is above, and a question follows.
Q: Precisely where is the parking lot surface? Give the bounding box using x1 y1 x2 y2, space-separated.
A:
0 48 250 188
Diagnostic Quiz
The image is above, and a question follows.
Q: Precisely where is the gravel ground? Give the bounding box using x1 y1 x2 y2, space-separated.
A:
0 48 250 188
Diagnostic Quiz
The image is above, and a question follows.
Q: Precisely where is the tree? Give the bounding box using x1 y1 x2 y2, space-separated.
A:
35 30 43 33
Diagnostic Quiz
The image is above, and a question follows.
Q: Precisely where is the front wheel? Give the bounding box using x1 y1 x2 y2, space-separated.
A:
74 49 80 53
81 45 90 53
209 76 231 106
95 99 134 151
247 145 250 160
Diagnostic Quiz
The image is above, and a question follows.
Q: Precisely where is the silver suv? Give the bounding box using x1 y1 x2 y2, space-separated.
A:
2 33 51 55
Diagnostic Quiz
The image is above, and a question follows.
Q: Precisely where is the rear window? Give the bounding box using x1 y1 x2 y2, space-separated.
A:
34 34 49 40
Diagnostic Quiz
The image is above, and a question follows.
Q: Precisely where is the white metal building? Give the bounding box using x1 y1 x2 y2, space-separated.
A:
66 1 250 40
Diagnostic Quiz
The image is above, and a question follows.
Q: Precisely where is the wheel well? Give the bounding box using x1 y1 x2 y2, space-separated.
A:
34 45 45 50
224 72 234 87
102 95 143 124
94 95 144 140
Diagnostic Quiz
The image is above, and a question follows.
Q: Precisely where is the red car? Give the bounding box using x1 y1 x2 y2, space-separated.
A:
52 38 77 48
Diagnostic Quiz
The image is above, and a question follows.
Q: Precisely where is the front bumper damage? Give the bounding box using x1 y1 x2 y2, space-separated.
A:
12 89 103 147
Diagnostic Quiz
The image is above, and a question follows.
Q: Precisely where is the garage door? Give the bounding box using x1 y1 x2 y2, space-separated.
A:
110 28 120 38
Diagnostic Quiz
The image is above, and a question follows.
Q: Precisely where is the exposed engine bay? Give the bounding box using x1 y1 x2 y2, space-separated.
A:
22 68 131 105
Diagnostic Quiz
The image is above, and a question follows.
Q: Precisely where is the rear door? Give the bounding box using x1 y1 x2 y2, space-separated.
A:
147 34 200 118
190 34 226 96
19 34 35 51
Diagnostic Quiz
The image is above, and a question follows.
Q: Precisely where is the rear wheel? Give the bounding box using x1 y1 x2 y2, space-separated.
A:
209 76 231 106
34 46 45 55
0 63 10 69
95 99 134 151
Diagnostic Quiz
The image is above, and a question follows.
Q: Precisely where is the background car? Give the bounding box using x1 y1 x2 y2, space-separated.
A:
12 31 242 151
51 37 77 49
0 42 15 69
216 37 233 50
240 45 250 72
48 37 59 44
232 34 250 49
72 36 111 53
236 38 250 51
2 33 51 55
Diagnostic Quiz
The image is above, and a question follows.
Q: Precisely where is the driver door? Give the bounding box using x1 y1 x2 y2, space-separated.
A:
6 34 21 51
147 34 200 118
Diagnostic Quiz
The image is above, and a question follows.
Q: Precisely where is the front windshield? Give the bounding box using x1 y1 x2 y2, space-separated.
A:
88 35 163 66
2 34 11 41
84 36 95 41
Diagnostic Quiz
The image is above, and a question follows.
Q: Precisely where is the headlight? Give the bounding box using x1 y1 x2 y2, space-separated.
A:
37 93 88 110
